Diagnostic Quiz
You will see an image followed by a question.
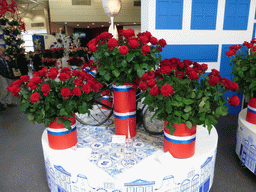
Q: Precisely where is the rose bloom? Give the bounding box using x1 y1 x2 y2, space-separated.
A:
174 71 184 80
13 79 23 87
228 96 240 107
119 45 129 55
188 71 199 81
61 88 71 99
139 82 148 91
100 32 113 40
141 73 149 81
128 40 139 49
142 45 150 55
20 75 30 82
10 85 21 97
160 84 173 97
30 76 43 84
30 92 40 103
41 84 50 92
158 39 167 48
201 64 208 71
38 70 47 77
234 44 242 50
226 50 236 57
88 44 98 52
48 70 58 79
150 37 158 45
72 87 82 96
135 77 142 85
149 86 160 96
147 79 157 88
107 38 118 50
246 43 253 48
27 82 37 90
91 82 103 92
139 36 149 45
72 70 80 77
82 84 91 94
74 78 83 86
231 82 239 92
59 73 71 81
208 76 219 86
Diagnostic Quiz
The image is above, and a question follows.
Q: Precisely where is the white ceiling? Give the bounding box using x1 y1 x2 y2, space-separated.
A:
13 0 141 29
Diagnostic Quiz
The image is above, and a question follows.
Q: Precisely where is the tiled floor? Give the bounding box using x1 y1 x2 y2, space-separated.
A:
0 106 256 192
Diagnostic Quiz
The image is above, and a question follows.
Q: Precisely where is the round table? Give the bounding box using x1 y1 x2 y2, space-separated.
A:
236 108 256 175
42 123 218 192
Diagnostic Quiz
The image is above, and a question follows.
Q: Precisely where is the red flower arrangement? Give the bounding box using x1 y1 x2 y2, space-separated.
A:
67 57 84 66
87 28 166 85
41 58 57 67
138 58 240 134
7 67 102 129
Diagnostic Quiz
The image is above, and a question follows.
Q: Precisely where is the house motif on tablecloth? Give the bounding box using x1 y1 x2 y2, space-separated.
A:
155 175 179 191
54 165 72 192
124 179 155 192
199 156 214 192
239 137 256 174
72 174 96 192
44 157 56 192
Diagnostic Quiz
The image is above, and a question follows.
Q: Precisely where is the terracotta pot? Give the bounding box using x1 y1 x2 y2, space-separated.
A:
113 84 136 138
246 97 256 124
164 121 196 158
47 113 77 150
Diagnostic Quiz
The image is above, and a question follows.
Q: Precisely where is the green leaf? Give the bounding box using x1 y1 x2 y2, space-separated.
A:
57 118 64 123
191 92 196 98
63 120 72 130
28 113 34 121
166 105 172 114
127 54 135 62
121 60 127 67
185 121 192 129
141 63 149 70
184 106 192 113
104 51 110 56
99 69 106 76
182 113 189 120
60 108 68 116
137 69 145 78
105 73 111 81
166 123 175 135
57 104 62 109
174 111 181 117
112 69 120 77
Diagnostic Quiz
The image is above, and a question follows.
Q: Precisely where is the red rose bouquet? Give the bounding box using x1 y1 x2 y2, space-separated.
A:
67 57 84 66
138 58 240 134
41 58 57 67
87 28 166 85
7 67 102 129
226 38 256 99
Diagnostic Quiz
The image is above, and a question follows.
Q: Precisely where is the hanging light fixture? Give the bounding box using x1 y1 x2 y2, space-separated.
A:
102 0 122 39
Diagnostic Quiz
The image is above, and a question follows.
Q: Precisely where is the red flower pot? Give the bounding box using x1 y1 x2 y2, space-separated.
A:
164 121 196 158
113 84 136 138
47 114 77 149
101 92 113 110
246 97 256 124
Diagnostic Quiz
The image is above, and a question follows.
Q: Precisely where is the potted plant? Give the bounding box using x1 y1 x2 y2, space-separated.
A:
87 29 166 138
138 58 240 158
226 38 256 124
7 67 103 149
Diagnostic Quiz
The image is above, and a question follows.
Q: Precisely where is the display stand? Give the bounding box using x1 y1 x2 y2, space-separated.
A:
236 109 256 175
42 123 218 192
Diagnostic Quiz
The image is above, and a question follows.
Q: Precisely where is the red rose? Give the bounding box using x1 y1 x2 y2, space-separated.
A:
82 84 91 94
201 64 208 71
157 47 162 52
74 78 83 86
128 40 139 49
183 60 193 67
251 39 256 44
211 69 220 76
234 44 241 50
72 87 82 96
150 37 158 45
243 41 248 46
107 38 118 50
188 71 199 81
59 73 71 81
119 45 129 55
27 82 37 90
30 76 43 84
158 39 167 48
228 96 240 107
20 75 30 82
100 32 113 40
13 79 23 87
38 70 47 77
208 76 219 86
41 84 50 92
30 92 40 103
91 82 103 92
142 45 150 55
10 85 21 97
48 70 58 79
147 79 157 88
160 66 172 75
122 29 135 39
61 88 71 99
144 31 152 39
178 62 184 69
149 86 160 96
253 46 256 52
185 67 193 75
141 73 149 81
174 71 184 80
135 77 142 85
160 84 173 97
139 82 148 91
88 44 98 52
140 36 149 45
226 50 236 57
247 43 253 48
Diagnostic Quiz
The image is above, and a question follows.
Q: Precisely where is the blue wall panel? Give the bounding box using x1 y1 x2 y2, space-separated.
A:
191 0 218 30
223 0 251 30
156 0 184 29
253 23 256 39
160 44 219 62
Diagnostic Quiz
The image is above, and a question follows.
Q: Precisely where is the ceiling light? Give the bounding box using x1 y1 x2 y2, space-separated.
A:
87 26 90 28
117 24 119 26
102 25 104 27
134 23 136 24
92 23 94 25
77 24 79 26
65 22 67 24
